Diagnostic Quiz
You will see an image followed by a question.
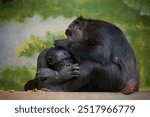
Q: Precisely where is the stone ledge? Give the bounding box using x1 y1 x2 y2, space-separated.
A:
0 91 150 100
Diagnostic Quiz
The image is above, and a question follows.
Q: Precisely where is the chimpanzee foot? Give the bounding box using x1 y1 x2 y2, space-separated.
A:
121 86 138 94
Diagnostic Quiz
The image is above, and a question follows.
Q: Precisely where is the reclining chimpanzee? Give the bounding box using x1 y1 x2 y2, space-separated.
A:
24 47 80 91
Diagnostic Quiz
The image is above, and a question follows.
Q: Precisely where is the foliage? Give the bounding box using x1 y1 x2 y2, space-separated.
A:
0 0 150 90
16 32 66 57
0 0 149 24
0 66 35 91
124 0 150 16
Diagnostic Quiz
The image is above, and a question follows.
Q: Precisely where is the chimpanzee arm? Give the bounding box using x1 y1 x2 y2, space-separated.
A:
37 64 79 89
55 39 111 64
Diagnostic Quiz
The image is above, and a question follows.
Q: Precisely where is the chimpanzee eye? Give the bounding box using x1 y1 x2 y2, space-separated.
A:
59 59 64 64
76 28 81 31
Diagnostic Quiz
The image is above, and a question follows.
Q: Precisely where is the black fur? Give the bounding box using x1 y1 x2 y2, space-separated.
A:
55 17 139 94
24 47 80 91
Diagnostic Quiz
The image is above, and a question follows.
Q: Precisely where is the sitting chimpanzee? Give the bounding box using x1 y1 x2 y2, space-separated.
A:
24 47 80 91
54 17 139 94
38 47 80 91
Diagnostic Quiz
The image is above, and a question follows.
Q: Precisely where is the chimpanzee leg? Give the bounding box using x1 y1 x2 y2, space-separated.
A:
121 72 139 94
91 62 123 91
121 79 139 94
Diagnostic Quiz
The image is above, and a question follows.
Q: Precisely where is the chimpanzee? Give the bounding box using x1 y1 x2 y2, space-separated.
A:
54 17 139 94
24 47 80 91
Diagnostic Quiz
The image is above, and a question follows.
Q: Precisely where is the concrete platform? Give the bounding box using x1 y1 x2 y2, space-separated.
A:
0 91 150 100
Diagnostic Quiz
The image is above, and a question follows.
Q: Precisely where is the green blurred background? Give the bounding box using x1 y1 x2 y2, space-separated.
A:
0 0 150 91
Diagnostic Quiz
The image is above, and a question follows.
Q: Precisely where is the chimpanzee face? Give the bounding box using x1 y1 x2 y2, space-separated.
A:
65 19 84 42
46 49 74 71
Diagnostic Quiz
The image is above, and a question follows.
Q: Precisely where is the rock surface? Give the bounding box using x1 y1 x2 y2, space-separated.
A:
0 91 150 100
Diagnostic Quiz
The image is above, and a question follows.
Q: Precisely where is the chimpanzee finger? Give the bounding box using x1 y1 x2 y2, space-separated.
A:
71 74 79 77
68 74 79 79
70 64 80 71
71 70 80 75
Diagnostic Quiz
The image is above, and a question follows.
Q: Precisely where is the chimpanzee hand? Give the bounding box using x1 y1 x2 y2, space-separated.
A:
54 39 73 49
37 64 80 89
37 64 79 81
54 40 66 47
58 64 80 81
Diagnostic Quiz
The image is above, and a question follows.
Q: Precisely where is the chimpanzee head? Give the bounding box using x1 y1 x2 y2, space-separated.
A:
65 17 85 42
65 17 101 45
45 47 74 71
